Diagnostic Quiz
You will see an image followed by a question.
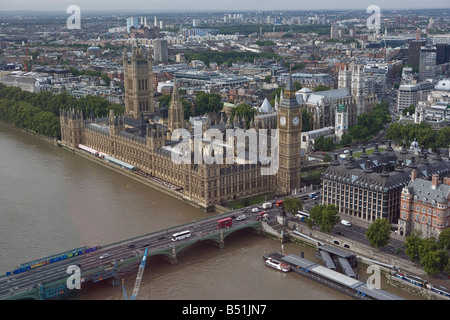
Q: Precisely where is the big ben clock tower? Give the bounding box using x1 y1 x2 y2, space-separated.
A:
277 75 303 195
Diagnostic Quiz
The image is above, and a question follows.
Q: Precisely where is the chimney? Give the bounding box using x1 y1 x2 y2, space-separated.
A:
431 174 439 189
373 143 380 155
411 169 417 181
443 177 450 186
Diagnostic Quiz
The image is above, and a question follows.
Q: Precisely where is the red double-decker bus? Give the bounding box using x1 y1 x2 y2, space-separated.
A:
217 217 232 229
275 200 284 207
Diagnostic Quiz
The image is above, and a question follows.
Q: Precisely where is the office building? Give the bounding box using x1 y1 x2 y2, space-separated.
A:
397 84 419 112
330 25 339 39
408 40 426 68
419 45 437 81
436 44 450 65
153 39 168 63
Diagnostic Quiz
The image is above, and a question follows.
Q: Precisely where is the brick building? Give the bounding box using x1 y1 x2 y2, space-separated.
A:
399 172 450 238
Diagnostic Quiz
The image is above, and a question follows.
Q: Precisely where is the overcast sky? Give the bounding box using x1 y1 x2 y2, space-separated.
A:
0 0 449 12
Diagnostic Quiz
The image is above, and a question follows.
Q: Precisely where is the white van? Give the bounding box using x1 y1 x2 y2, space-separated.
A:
262 202 272 209
341 219 351 227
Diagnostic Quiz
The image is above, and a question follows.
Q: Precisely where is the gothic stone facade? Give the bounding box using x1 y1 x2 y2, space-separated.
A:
61 47 304 211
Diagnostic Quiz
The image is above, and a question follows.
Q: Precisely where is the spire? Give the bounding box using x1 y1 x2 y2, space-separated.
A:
171 78 179 102
285 74 295 95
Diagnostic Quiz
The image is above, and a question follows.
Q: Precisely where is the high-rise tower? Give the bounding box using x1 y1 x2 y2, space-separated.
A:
123 46 155 120
277 75 303 195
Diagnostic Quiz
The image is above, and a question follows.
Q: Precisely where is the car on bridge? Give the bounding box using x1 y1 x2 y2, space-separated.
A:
236 214 246 221
100 253 110 259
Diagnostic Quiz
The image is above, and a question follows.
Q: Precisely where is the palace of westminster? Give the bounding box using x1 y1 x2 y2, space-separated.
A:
61 46 303 211
60 46 450 237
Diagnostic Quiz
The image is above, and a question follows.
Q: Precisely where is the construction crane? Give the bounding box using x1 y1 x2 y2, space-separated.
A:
122 247 148 300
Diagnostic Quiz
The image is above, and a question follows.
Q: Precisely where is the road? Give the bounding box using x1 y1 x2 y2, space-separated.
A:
292 189 408 260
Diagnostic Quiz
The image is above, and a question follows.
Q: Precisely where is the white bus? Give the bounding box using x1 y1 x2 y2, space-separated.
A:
297 211 309 218
171 230 191 241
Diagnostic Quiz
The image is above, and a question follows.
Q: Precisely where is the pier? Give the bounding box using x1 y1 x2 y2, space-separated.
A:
263 252 403 300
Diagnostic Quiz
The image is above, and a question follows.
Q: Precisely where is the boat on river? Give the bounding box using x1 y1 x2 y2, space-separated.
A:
265 258 290 272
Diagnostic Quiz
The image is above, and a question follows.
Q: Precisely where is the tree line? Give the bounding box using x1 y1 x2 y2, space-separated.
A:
0 83 124 139
404 230 450 276
386 122 450 151
348 101 391 142
158 91 223 120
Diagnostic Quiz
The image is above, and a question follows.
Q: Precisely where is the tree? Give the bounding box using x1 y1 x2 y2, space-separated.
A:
181 99 192 119
323 154 332 162
349 101 390 142
194 92 223 115
340 133 352 147
419 237 439 258
404 231 422 264
365 218 391 249
158 94 171 108
230 103 255 128
263 75 272 83
435 127 450 150
293 81 302 90
404 234 449 275
301 109 312 132
386 122 438 150
402 104 415 116
438 228 450 250
283 197 303 216
271 87 282 101
313 135 325 150
421 249 449 276
307 204 340 233
313 84 330 92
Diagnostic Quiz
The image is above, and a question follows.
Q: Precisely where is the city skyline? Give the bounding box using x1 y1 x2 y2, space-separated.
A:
0 0 449 12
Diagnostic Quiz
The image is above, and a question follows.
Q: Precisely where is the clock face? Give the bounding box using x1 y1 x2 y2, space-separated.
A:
280 116 286 126
292 116 300 126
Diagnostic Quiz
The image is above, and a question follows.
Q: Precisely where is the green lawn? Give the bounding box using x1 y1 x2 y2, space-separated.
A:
224 192 275 209
352 147 385 158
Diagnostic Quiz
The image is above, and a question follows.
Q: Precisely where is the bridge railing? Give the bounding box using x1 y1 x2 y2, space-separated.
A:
97 210 234 250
